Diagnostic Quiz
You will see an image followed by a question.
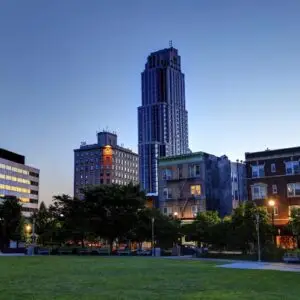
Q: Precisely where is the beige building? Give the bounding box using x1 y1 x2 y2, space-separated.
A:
74 131 139 199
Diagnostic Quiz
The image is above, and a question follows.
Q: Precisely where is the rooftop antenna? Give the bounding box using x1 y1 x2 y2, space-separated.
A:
169 40 173 48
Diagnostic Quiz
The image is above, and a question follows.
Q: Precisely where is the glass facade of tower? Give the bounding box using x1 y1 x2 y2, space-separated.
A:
138 47 189 194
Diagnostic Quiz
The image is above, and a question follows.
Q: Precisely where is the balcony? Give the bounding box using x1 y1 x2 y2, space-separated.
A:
165 176 182 182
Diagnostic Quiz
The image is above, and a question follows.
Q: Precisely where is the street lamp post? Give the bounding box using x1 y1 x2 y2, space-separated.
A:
32 217 36 256
268 199 276 244
255 213 261 262
151 217 155 257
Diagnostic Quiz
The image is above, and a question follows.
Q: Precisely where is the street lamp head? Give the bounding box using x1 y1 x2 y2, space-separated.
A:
173 212 178 217
25 224 31 232
268 199 275 207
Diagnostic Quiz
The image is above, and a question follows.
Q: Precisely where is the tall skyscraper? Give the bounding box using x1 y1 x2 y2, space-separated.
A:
138 45 189 194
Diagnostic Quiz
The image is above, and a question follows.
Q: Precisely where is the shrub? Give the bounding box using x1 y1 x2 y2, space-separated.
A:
261 243 285 262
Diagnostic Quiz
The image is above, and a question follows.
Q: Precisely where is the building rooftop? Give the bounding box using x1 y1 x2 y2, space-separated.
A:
245 146 300 160
0 148 25 165
74 144 138 155
159 151 210 162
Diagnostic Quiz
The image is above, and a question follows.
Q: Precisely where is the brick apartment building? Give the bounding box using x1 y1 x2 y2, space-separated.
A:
245 146 300 226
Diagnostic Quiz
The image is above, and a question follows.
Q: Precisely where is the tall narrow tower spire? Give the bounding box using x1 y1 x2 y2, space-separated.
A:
169 40 173 48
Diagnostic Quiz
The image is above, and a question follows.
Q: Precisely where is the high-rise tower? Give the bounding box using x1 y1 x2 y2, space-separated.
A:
138 45 189 194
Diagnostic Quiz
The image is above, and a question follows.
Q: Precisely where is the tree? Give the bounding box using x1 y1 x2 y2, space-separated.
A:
83 183 146 251
231 201 272 253
0 197 23 249
49 195 91 247
183 211 221 247
289 207 300 248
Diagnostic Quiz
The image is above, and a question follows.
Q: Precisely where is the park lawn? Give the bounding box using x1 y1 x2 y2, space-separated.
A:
0 257 299 300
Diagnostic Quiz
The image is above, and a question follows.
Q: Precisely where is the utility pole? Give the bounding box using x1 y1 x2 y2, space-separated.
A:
255 213 261 262
32 218 36 256
151 217 155 256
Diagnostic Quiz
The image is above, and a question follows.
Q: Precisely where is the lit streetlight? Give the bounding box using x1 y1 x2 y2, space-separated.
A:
25 224 31 233
268 199 276 244
173 211 178 217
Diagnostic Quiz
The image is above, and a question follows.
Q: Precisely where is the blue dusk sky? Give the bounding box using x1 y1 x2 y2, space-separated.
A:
1 0 300 205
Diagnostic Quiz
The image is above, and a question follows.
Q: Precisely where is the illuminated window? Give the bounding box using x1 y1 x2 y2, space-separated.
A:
20 198 29 203
190 185 201 196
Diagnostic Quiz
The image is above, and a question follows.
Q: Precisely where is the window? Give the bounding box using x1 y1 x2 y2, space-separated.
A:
163 188 172 199
106 179 110 184
251 165 265 178
251 184 267 200
189 165 200 177
234 190 238 200
287 183 300 197
30 199 39 204
191 205 198 215
163 207 172 215
273 207 279 216
271 163 276 173
190 185 201 196
178 166 183 178
30 190 38 195
285 161 300 175
272 184 277 194
163 169 172 180
29 171 39 178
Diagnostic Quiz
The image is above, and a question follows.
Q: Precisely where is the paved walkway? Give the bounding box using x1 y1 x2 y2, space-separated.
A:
0 252 25 256
219 261 300 272
163 256 300 272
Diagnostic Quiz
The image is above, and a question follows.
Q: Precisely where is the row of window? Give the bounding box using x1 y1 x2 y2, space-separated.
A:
79 172 137 181
76 151 138 161
21 207 38 213
76 165 138 174
77 158 138 168
0 185 38 195
0 163 29 175
0 174 30 184
163 184 201 199
0 184 30 193
251 161 300 178
162 165 201 180
19 198 39 204
162 205 201 216
251 182 300 199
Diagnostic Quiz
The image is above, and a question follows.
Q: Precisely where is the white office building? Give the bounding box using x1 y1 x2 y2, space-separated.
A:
0 149 40 218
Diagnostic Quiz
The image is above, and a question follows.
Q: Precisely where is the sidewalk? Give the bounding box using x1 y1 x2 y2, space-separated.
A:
219 261 300 272
0 252 25 256
163 255 300 272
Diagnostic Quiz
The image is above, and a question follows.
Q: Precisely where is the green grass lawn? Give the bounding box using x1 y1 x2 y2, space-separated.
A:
0 257 299 300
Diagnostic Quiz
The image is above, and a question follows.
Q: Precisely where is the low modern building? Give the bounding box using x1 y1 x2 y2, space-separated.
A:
158 152 236 221
74 130 139 199
245 146 300 227
0 148 40 218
